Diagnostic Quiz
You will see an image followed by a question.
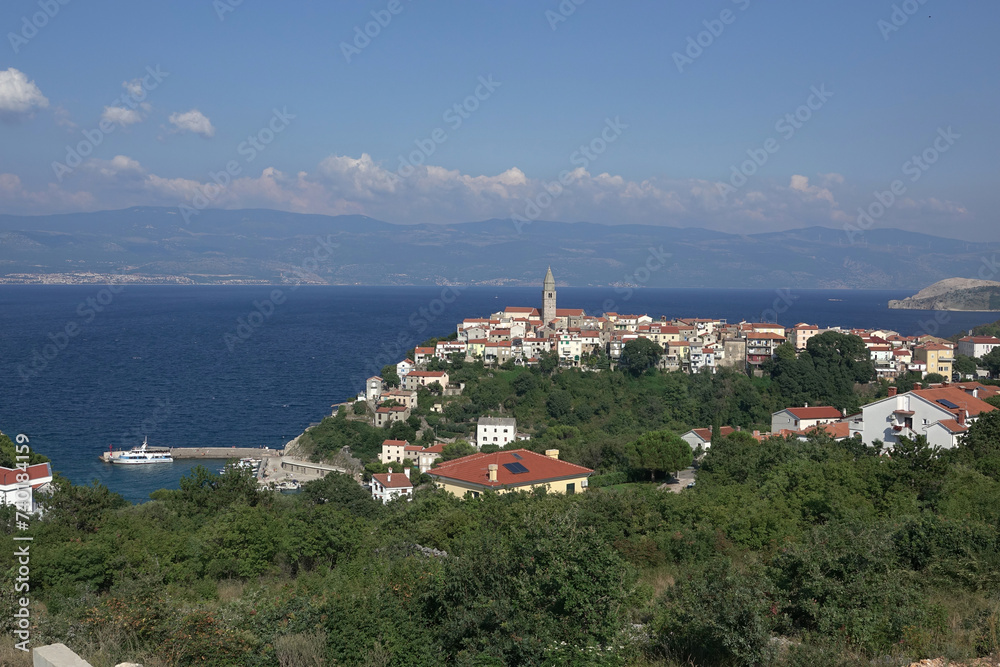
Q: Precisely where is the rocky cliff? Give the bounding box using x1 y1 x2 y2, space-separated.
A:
888 277 1000 311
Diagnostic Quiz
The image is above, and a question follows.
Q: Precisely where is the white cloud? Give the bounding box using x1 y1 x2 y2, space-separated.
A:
0 68 49 122
168 109 215 138
102 106 143 127
0 155 973 237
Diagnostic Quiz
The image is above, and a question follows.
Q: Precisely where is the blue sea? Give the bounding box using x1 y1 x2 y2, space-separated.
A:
0 285 995 503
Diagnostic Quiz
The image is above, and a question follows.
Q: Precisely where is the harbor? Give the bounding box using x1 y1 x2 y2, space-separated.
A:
101 445 279 463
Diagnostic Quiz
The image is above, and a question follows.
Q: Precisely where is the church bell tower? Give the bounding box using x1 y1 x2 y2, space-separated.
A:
542 266 556 324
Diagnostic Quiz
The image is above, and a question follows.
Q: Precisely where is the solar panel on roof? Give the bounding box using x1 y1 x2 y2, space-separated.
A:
937 399 960 409
511 453 522 460
502 462 529 474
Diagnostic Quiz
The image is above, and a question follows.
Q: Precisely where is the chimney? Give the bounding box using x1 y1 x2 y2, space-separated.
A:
488 463 498 482
914 382 922 390
753 430 760 438
804 402 809 408
404 467 410 479
387 474 391 482
957 411 966 426
942 380 949 387
888 386 898 397
545 449 559 459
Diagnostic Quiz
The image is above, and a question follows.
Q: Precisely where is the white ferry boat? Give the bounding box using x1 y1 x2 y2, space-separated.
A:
111 437 173 465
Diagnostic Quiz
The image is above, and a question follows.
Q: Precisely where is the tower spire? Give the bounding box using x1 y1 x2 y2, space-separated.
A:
542 266 557 325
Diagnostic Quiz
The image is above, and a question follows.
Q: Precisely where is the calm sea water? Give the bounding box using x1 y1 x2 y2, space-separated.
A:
0 285 994 503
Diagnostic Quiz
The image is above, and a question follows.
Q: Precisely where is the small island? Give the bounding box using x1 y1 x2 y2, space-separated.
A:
888 277 1000 311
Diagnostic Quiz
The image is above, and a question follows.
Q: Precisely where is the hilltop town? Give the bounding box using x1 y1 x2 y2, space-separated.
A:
346 268 1000 504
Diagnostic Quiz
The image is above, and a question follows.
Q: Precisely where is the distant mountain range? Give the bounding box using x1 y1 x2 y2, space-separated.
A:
0 207 996 289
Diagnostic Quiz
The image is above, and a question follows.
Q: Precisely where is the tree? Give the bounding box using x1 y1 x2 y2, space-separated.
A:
618 338 664 376
352 400 367 415
546 390 572 420
625 430 692 481
958 409 1000 479
380 364 401 387
439 440 476 462
924 372 946 384
981 347 1000 378
954 354 978 379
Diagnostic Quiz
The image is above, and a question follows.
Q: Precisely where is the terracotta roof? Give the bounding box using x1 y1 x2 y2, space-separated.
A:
689 426 736 442
912 387 997 418
372 472 412 489
556 308 585 317
382 439 409 446
505 307 539 315
407 371 447 377
747 332 786 340
936 419 968 434
421 443 447 454
959 336 1000 344
0 463 51 488
783 406 843 420
429 449 592 489
806 422 851 439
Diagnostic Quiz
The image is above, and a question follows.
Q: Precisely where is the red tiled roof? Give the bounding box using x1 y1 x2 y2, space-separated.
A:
783 406 843 420
959 336 1000 344
421 443 447 454
0 463 51 487
690 426 736 442
382 439 409 446
936 419 968 434
747 332 786 340
556 308 585 317
408 371 446 377
505 307 539 314
372 472 413 489
414 347 435 353
806 422 851 439
912 387 997 418
429 449 592 489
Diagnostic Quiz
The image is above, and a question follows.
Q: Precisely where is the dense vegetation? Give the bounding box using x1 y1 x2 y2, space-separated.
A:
3 330 1000 665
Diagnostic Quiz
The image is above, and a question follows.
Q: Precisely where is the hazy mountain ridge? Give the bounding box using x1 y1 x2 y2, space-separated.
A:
0 207 996 288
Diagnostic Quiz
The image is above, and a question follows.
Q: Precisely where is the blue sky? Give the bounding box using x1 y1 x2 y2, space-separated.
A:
0 0 997 239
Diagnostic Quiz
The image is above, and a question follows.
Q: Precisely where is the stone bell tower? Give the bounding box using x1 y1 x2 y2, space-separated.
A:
542 266 556 325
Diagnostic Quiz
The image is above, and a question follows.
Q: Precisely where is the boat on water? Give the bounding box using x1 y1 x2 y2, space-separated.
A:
111 437 173 464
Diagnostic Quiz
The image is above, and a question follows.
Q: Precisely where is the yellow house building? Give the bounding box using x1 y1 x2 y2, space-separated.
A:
428 449 593 498
913 343 955 378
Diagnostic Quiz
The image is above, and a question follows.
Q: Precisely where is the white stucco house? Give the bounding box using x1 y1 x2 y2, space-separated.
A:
850 385 996 450
370 471 413 504
476 416 517 449
957 336 1000 359
771 406 844 433
0 463 53 513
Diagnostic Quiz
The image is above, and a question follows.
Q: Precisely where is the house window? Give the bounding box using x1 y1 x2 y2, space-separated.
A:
566 483 575 495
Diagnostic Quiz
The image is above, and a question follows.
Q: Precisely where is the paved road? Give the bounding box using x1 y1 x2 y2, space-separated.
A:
660 466 697 494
